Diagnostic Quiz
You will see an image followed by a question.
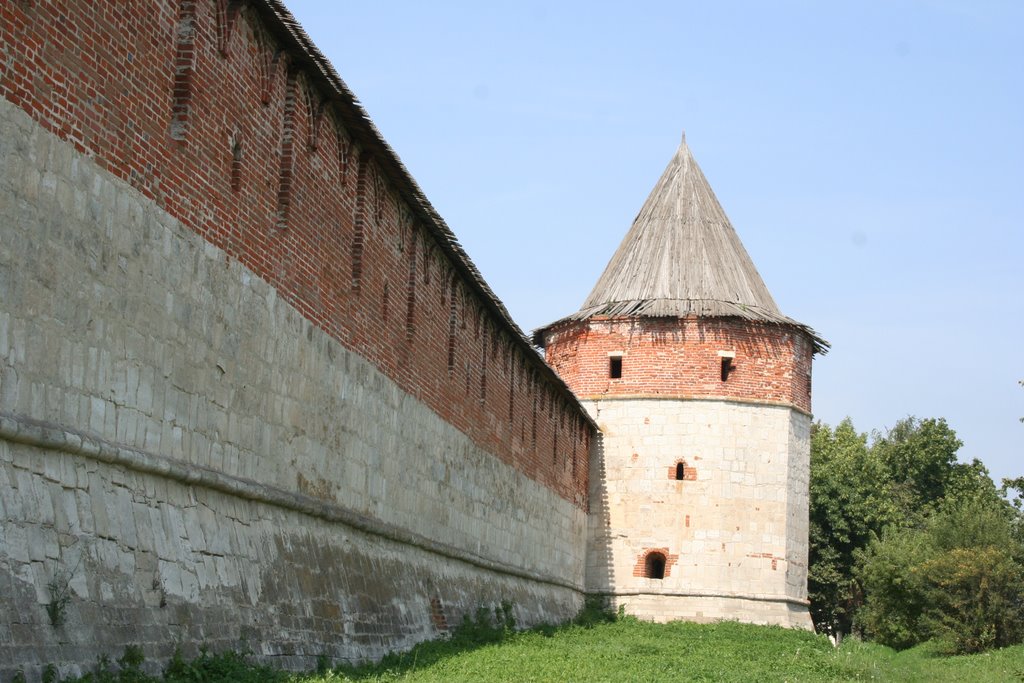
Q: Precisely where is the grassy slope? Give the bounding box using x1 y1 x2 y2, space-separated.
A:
45 620 1024 682
830 639 1024 683
313 620 1024 683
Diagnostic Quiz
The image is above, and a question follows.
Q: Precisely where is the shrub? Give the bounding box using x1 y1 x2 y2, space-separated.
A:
856 527 933 649
922 545 1024 653
857 495 1024 653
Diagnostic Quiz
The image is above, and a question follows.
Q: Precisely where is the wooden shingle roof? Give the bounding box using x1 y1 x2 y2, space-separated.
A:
536 136 828 353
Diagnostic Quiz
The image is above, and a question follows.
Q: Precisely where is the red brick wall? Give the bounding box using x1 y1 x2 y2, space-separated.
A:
543 317 813 413
0 0 590 505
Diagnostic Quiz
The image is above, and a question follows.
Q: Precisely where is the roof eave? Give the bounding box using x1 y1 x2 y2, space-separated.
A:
533 301 829 355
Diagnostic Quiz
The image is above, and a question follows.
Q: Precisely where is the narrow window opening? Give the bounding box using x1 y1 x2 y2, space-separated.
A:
336 129 350 185
170 1 197 141
645 552 666 580
572 431 578 479
230 141 242 192
675 462 685 481
531 393 538 451
276 70 298 228
508 360 516 422
308 99 325 150
479 325 488 401
352 153 368 290
374 172 386 224
609 356 622 379
552 425 558 464
447 281 457 372
720 357 732 382
405 235 417 341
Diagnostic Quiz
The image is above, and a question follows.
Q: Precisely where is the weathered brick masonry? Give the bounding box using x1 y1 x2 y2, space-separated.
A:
543 317 813 413
0 0 594 678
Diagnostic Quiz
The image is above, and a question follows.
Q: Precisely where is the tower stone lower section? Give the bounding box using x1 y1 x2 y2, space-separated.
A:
585 398 811 628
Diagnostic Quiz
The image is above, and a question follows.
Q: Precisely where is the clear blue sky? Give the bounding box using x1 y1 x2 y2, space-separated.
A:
286 1 1023 486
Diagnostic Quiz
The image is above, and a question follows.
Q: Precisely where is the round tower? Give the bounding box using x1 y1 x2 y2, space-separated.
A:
536 137 827 628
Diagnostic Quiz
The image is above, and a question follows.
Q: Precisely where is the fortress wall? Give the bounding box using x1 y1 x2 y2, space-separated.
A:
0 0 592 505
0 438 583 677
0 93 587 679
0 1 593 677
544 317 813 414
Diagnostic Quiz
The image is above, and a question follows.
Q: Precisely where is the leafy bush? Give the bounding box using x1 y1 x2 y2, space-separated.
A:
922 546 1024 653
163 647 288 683
572 595 618 627
857 496 1024 653
856 527 933 649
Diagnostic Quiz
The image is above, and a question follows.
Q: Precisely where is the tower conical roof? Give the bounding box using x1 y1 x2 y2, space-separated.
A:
536 136 827 353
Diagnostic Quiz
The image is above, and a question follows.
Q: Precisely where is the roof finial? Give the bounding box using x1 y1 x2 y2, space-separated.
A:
680 129 686 146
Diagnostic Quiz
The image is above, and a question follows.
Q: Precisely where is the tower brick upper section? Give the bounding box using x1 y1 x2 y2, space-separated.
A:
543 317 813 413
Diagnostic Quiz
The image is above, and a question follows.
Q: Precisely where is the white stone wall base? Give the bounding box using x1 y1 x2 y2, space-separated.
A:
584 397 812 631
608 592 812 629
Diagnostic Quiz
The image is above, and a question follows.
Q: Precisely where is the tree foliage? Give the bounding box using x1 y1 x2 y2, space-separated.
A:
869 417 963 521
808 415 1024 653
855 526 932 649
857 496 1024 653
808 419 881 637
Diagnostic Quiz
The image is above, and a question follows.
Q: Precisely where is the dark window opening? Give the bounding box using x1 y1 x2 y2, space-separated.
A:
609 356 623 379
675 462 685 480
230 141 242 192
720 357 732 382
645 552 666 580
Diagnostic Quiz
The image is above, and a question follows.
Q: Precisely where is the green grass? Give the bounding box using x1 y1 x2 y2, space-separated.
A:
327 620 841 682
828 638 1024 683
37 618 1024 682
312 617 1024 683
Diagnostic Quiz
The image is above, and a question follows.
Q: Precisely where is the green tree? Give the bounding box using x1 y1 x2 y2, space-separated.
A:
857 494 1024 653
1003 475 1024 512
870 417 963 522
921 545 1024 653
856 525 933 650
808 419 886 638
809 416 1012 642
